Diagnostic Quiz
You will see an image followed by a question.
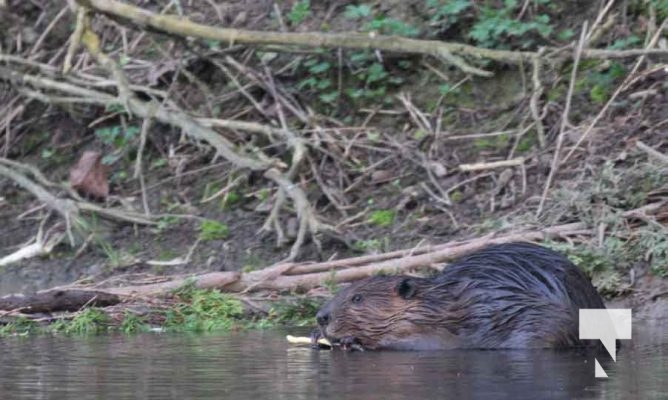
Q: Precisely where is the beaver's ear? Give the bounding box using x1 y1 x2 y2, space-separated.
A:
395 278 417 299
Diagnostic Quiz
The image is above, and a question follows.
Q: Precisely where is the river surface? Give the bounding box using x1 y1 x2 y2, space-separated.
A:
0 323 666 400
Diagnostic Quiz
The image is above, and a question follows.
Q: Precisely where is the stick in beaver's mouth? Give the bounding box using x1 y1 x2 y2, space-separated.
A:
286 334 332 347
286 335 365 351
312 326 366 351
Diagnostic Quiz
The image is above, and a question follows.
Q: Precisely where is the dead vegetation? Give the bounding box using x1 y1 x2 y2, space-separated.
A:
0 0 666 326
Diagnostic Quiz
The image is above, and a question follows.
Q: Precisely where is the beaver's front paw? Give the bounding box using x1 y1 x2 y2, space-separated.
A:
310 327 329 349
340 336 364 352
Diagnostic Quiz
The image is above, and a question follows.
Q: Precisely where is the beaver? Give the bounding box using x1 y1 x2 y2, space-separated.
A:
312 242 608 351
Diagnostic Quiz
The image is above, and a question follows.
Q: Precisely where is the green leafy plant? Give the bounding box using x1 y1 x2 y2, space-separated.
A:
344 4 372 19
156 215 179 234
344 4 418 36
427 0 554 49
95 125 140 149
426 0 471 29
438 83 462 97
294 4 418 112
608 35 641 50
347 52 401 103
556 28 575 41
469 1 552 48
204 39 221 50
287 0 311 25
151 157 167 169
41 147 55 159
575 61 627 105
297 55 338 105
629 0 668 20
366 16 419 37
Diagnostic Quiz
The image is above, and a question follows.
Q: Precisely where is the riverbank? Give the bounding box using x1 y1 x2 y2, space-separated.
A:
1 0 666 335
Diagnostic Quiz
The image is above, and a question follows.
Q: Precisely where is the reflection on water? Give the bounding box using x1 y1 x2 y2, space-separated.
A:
0 322 665 400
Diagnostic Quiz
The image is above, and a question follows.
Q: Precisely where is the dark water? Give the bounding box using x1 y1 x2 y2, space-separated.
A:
0 323 666 400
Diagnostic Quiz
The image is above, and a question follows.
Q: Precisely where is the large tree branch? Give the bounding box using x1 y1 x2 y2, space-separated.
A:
77 0 668 79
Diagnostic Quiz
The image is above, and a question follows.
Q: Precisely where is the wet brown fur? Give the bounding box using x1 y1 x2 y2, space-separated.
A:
314 243 607 350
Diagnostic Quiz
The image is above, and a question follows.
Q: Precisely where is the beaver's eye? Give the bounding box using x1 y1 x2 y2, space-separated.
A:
351 294 363 304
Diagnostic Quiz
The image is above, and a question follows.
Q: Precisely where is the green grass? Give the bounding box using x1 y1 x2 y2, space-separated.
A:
322 269 339 294
473 133 511 151
49 308 110 335
120 311 151 334
241 252 265 273
164 285 244 332
354 239 385 252
0 317 37 337
221 190 241 210
264 297 322 327
198 219 230 241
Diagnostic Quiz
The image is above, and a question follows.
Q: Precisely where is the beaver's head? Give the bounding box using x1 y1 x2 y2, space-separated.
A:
315 276 456 350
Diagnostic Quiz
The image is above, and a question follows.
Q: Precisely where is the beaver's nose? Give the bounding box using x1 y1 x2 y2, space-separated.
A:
316 310 330 327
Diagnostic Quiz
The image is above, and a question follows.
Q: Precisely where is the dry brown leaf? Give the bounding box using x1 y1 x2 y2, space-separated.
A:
69 150 109 201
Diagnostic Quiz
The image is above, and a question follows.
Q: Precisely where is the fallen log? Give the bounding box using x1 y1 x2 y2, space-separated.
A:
0 289 121 313
106 271 242 297
272 222 586 277
74 221 589 296
222 222 589 292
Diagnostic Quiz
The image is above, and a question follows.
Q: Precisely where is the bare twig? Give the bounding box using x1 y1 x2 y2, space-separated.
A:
73 12 272 171
0 160 78 227
30 6 70 56
562 19 668 164
459 158 525 172
585 0 616 43
221 222 590 292
536 21 588 217
636 140 668 165
529 53 546 148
